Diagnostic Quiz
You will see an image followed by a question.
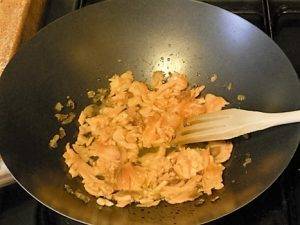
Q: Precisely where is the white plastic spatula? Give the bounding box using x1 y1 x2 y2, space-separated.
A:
175 108 300 144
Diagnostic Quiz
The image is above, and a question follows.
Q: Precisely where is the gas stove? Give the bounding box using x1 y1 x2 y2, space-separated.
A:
0 0 299 225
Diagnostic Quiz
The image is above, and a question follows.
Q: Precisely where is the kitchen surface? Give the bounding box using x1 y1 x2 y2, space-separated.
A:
0 0 299 224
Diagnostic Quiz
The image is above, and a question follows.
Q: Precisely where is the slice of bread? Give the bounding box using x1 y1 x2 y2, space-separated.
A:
0 0 46 75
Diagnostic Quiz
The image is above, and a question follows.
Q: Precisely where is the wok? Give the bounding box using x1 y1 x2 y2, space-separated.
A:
0 0 299 224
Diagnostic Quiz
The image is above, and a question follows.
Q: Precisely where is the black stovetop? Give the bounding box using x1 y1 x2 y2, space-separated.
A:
0 0 299 225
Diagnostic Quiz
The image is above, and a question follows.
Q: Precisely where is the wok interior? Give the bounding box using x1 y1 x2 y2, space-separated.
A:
0 0 299 224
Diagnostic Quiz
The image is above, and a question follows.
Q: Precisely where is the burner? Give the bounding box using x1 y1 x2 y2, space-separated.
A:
272 2 300 76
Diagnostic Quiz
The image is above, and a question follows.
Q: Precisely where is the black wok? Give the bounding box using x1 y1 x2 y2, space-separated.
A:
0 0 299 224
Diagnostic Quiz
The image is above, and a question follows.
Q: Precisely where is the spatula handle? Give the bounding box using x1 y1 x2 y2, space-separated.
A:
265 110 300 126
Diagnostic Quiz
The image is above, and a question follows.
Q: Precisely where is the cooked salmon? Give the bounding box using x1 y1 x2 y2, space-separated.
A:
63 71 232 207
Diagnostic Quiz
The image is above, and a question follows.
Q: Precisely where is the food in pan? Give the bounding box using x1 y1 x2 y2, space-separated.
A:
62 71 233 207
